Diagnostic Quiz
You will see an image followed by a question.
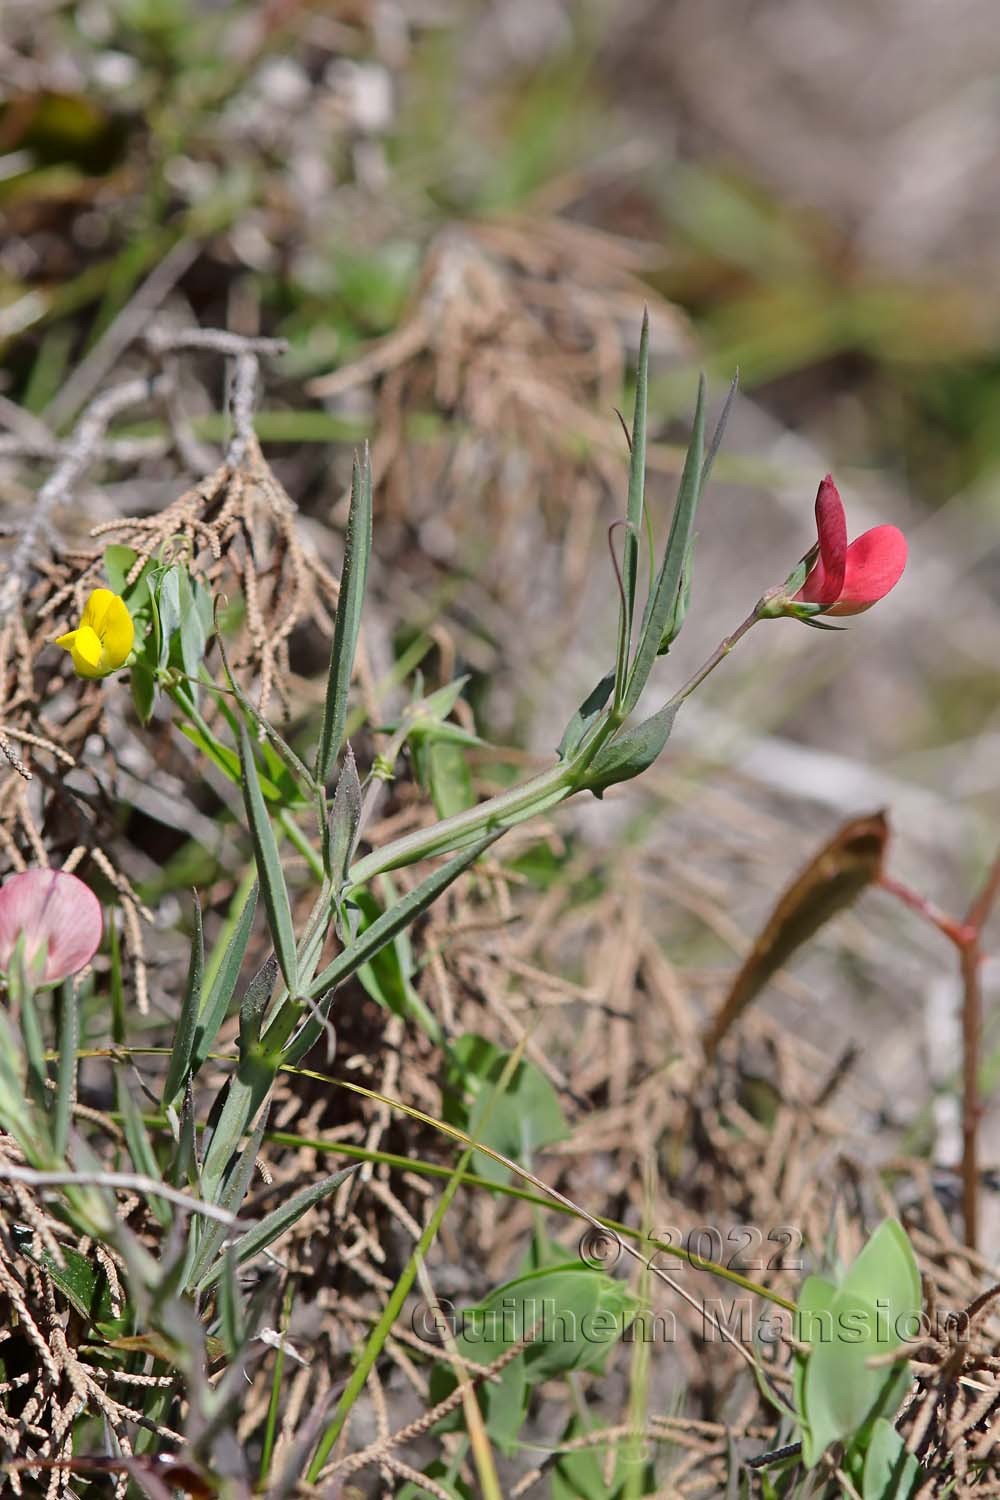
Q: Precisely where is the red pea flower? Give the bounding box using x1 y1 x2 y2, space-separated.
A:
795 475 907 616
0 868 103 988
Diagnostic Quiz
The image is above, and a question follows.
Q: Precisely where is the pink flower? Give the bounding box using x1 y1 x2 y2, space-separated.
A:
795 476 907 616
0 869 103 987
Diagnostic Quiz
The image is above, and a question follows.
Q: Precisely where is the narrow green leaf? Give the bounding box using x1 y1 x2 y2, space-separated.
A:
326 743 362 886
285 833 499 1063
582 702 679 798
201 1052 277 1202
624 378 706 714
191 882 258 1074
315 447 373 785
239 722 298 995
219 1246 246 1357
189 1101 271 1286
53 980 78 1158
701 370 738 492
305 832 499 1002
170 1078 197 1189
240 954 280 1051
161 895 205 1108
622 308 649 641
117 1072 171 1229
196 1165 360 1290
557 671 614 761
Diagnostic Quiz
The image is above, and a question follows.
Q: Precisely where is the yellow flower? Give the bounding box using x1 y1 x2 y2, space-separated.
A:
56 589 134 679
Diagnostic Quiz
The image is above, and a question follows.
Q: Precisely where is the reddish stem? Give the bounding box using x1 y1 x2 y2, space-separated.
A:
879 854 1000 1253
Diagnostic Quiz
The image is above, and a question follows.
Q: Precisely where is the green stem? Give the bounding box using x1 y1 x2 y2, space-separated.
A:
347 760 573 887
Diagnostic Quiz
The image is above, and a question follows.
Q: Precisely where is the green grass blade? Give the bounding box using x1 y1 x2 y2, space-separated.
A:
315 447 373 785
161 896 204 1109
239 722 298 996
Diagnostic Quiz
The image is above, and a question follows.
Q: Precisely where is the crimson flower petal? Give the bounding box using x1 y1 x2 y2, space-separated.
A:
825 525 908 616
0 869 103 986
797 475 847 606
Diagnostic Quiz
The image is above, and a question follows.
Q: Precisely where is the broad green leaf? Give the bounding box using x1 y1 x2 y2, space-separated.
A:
191 882 258 1074
161 895 204 1108
34 1245 113 1324
801 1289 911 1467
434 1264 636 1415
839 1219 922 1342
239 722 298 994
130 660 156 724
156 565 183 670
582 702 679 799
557 671 615 762
196 1164 360 1290
444 1036 568 1185
103 544 138 595
177 568 213 682
427 741 475 818
861 1418 921 1499
315 447 372 785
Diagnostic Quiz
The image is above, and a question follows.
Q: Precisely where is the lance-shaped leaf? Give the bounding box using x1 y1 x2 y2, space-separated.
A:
283 833 500 1064
306 832 499 1002
557 670 615 762
239 953 280 1051
53 979 78 1159
625 371 738 706
239 723 298 995
624 379 705 714
118 1072 172 1229
315 448 372 785
196 1164 360 1290
161 896 204 1108
581 702 679 800
191 882 258 1075
621 311 649 654
188 1100 271 1287
325 743 362 887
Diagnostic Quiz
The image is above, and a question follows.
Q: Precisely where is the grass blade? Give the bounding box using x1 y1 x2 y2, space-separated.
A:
315 447 373 785
239 722 298 995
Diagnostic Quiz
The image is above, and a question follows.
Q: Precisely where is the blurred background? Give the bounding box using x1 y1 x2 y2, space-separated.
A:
3 0 1000 1170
